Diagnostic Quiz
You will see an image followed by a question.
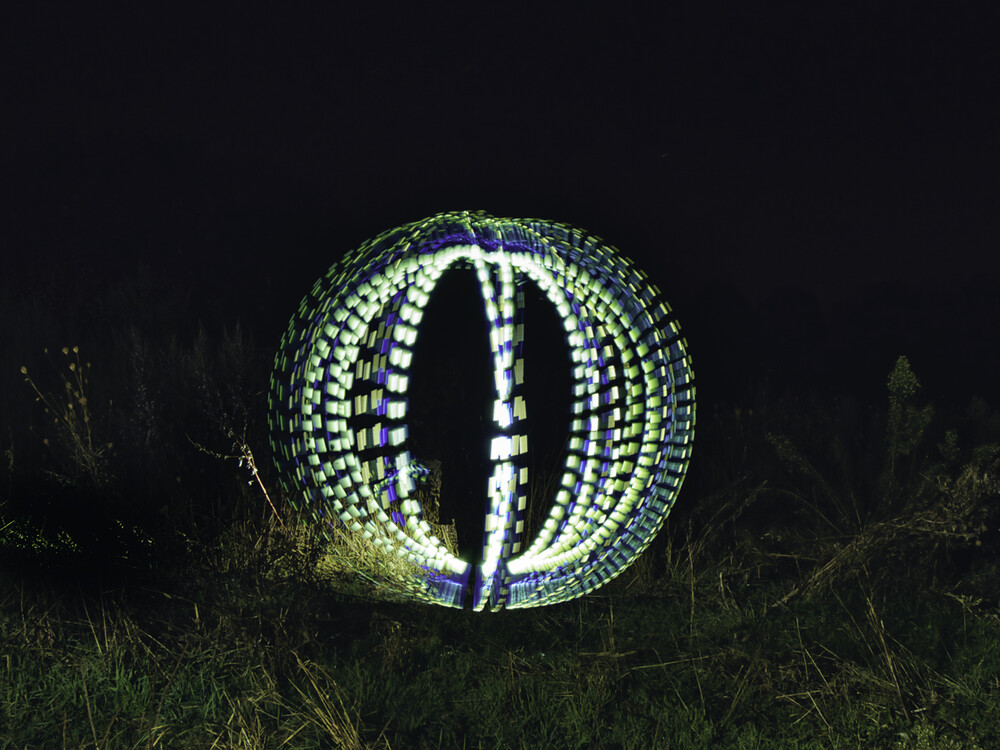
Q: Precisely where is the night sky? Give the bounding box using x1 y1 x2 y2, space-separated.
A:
3 5 999 407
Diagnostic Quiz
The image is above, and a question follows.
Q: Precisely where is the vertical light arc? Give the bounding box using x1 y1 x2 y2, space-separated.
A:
473 253 529 611
268 212 695 610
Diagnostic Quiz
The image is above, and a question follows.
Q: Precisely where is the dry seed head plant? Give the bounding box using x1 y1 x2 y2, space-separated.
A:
20 346 113 488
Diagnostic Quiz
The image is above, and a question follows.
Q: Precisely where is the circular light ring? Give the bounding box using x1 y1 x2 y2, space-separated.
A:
268 211 695 610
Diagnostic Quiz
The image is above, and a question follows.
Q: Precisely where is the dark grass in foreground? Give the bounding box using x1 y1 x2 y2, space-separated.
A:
2 521 999 749
2 324 999 747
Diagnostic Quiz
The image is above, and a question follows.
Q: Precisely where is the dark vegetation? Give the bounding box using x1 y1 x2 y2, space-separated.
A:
1 268 999 749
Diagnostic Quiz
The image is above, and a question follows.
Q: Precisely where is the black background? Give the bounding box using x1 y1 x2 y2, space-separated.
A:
3 4 998 409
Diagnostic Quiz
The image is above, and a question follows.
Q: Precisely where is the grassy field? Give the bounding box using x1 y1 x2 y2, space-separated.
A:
2 315 998 748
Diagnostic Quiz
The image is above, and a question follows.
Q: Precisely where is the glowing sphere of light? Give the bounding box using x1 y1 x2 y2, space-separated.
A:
268 211 695 610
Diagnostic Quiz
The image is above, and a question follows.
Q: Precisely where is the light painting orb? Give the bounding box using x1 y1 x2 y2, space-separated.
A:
268 211 695 610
